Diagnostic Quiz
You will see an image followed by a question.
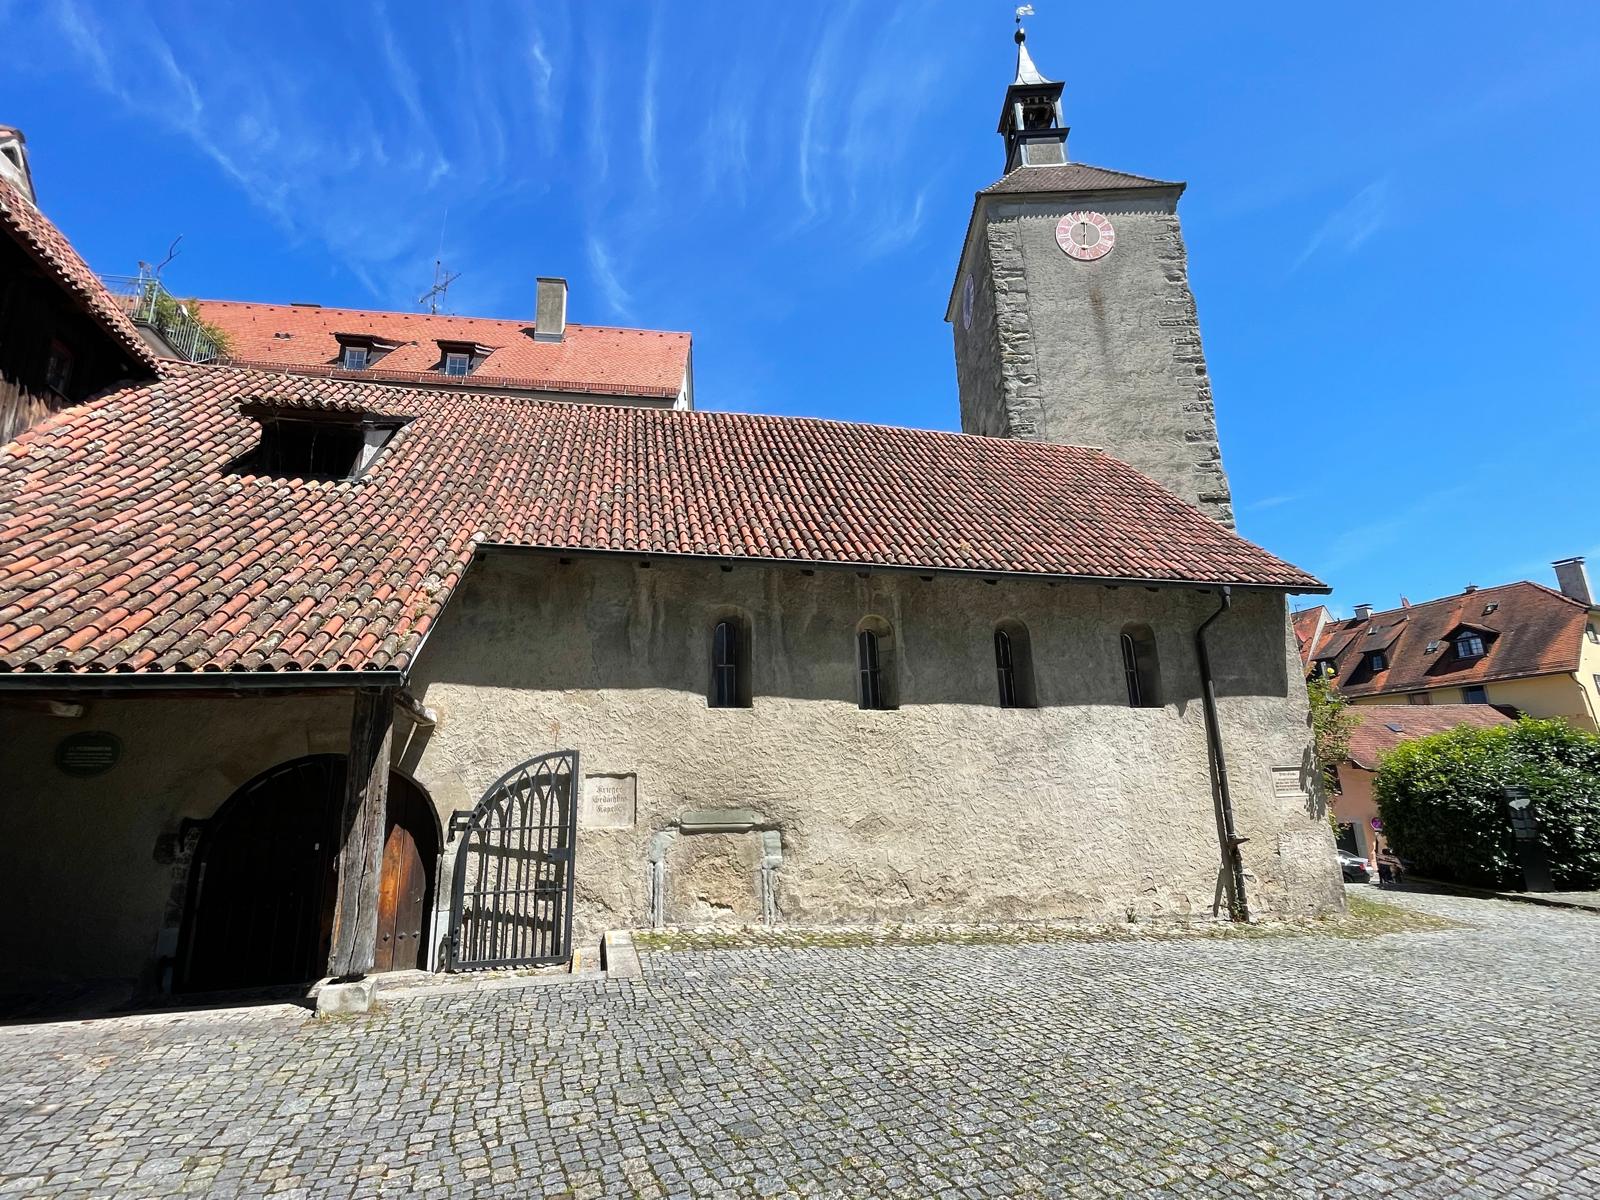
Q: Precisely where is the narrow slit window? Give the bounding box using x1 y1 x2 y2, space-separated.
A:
858 630 884 710
1120 624 1161 708
709 618 751 709
994 621 1037 708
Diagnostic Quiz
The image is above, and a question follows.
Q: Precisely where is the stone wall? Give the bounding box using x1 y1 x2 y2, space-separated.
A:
406 554 1338 946
0 555 1339 989
953 191 1234 526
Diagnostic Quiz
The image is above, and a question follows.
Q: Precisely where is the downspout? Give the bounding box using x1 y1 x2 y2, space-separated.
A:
1196 586 1250 922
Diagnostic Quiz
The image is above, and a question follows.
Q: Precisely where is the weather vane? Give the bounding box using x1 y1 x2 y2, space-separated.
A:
1015 5 1034 42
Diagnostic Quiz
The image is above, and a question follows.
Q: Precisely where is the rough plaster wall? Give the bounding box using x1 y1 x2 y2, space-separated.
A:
0 693 353 987
957 193 1233 526
407 555 1339 946
0 564 1336 987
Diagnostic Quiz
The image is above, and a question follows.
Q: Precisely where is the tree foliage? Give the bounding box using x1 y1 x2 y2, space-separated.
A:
1306 671 1357 792
1374 718 1600 889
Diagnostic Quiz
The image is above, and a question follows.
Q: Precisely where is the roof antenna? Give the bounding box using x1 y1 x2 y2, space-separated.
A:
418 208 460 315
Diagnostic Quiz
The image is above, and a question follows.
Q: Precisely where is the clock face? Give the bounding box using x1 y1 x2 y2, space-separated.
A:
961 275 975 330
1056 211 1116 261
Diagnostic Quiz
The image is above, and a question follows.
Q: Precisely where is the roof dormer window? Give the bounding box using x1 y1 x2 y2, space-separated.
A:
435 340 490 378
332 333 397 372
1455 632 1486 660
229 403 407 482
1367 651 1388 672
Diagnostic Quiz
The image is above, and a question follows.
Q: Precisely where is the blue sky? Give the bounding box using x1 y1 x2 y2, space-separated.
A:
4 1 1597 616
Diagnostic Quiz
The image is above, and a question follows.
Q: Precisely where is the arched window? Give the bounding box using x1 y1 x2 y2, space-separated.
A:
1120 623 1161 708
709 616 752 708
856 617 896 710
994 621 1037 708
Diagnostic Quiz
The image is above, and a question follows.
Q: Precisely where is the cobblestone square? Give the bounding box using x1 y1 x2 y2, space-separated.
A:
1 890 1596 1199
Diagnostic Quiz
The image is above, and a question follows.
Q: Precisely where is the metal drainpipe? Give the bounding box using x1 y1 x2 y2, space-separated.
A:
1196 586 1250 922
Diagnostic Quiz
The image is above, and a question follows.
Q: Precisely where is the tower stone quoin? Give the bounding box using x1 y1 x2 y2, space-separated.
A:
947 22 1234 527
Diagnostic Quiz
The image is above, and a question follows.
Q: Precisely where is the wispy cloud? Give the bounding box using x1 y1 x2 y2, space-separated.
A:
586 234 632 318
1244 492 1302 512
1292 177 1391 271
1314 486 1466 576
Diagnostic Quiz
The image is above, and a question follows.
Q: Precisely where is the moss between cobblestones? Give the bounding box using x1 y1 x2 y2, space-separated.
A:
631 895 1459 952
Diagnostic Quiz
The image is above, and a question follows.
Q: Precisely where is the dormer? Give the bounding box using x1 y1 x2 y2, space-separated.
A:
1443 622 1496 661
434 340 494 379
332 333 400 372
229 402 408 482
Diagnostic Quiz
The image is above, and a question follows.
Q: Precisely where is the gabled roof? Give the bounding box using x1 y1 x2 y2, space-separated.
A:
0 176 160 375
0 362 1323 679
1304 582 1591 698
1344 704 1517 771
979 161 1183 197
198 300 691 400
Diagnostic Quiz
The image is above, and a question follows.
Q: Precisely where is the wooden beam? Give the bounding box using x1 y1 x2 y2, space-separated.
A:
327 687 395 979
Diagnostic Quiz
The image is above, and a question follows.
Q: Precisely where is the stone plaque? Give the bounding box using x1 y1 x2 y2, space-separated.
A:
55 731 122 778
581 773 637 829
1271 766 1306 799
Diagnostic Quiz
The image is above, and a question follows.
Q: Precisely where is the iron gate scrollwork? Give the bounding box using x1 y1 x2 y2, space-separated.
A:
447 750 579 971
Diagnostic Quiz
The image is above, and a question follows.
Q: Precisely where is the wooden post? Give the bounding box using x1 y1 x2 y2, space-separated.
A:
327 687 395 980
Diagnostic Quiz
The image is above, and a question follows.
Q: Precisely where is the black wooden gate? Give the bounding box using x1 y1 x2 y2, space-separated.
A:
446 750 578 971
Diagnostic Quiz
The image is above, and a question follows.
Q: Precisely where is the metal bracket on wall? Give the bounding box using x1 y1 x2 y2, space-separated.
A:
447 810 472 842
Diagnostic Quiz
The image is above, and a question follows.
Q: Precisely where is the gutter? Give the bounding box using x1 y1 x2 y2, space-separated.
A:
1196 586 1250 921
479 543 1329 597
0 668 407 694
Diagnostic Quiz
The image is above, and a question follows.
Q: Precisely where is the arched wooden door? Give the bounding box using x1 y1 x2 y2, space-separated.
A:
373 775 438 972
180 758 440 992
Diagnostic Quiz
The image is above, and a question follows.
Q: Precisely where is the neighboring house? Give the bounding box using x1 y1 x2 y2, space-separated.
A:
0 27 1339 1004
194 284 694 409
1330 704 1516 860
0 132 160 442
1293 560 1600 731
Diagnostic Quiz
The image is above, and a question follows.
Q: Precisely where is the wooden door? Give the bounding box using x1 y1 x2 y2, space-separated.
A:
181 756 344 992
373 777 435 972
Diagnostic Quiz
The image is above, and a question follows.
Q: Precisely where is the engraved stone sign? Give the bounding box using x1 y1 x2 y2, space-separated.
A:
1271 766 1306 799
581 773 637 829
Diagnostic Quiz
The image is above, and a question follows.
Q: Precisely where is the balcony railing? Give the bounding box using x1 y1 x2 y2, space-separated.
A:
99 271 221 363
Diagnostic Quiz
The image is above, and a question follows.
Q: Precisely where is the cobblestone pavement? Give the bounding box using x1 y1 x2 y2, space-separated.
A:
1 889 1597 1199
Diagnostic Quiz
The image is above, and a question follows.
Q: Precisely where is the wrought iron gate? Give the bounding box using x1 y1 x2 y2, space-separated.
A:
446 750 579 971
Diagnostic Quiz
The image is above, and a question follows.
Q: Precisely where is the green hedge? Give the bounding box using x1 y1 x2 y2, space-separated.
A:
1374 718 1600 889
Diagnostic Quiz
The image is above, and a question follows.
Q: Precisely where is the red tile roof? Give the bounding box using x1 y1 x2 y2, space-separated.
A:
0 362 1323 678
1344 704 1517 771
0 176 160 375
1291 604 1331 666
1304 583 1591 698
980 161 1182 196
198 300 690 400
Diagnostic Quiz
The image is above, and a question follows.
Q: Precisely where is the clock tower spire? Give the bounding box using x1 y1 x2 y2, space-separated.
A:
1000 12 1068 172
945 17 1235 526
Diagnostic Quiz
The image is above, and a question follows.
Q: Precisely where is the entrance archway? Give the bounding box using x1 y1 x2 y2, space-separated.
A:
178 756 439 992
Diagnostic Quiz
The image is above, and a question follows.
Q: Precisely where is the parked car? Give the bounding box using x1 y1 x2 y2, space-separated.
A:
1337 850 1371 883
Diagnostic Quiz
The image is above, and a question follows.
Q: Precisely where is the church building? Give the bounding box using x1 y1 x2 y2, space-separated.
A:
0 27 1339 1008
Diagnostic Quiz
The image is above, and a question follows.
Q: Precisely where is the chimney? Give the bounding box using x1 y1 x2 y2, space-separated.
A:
534 277 567 343
1353 603 1372 621
1463 584 1477 594
0 125 36 206
1553 557 1594 606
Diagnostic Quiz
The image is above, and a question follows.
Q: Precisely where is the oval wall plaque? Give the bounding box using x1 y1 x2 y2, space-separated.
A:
55 731 122 778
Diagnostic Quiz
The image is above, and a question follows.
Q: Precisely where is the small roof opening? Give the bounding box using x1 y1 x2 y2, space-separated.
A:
229 403 408 482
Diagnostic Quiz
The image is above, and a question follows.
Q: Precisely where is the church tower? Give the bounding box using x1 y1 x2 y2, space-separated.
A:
947 19 1233 526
